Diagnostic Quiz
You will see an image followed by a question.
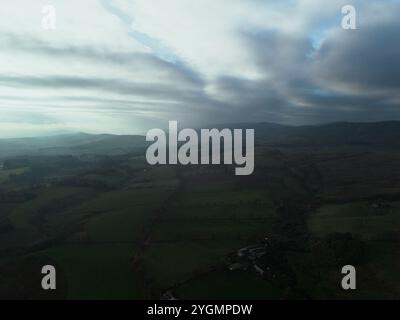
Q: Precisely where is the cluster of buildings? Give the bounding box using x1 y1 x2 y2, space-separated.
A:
227 237 271 277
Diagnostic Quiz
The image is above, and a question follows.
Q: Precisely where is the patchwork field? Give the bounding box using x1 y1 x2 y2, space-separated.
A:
308 202 400 241
137 164 280 297
175 270 283 300
308 201 400 298
45 244 142 299
2 128 400 300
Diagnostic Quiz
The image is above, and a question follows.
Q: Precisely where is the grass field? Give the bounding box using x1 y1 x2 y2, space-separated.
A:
9 186 92 228
40 167 179 298
88 205 158 243
175 270 283 300
153 219 274 242
1 165 180 299
141 240 245 290
173 190 273 207
365 241 400 296
307 201 400 298
308 202 400 241
0 167 28 184
3 138 400 299
45 244 142 299
137 164 279 294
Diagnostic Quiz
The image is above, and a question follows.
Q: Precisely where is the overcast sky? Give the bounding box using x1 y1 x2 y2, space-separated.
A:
0 0 399 137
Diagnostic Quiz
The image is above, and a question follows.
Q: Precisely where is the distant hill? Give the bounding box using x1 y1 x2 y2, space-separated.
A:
1 121 400 159
218 121 400 148
0 133 148 158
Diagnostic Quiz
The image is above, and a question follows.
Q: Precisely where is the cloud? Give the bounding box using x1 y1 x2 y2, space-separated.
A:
0 0 399 137
314 19 400 94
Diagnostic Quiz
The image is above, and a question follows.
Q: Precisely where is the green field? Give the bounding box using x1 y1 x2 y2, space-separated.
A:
3 129 400 299
141 240 245 290
10 186 92 228
41 167 179 298
140 168 277 293
174 190 273 207
308 201 400 298
175 270 283 300
0 167 28 184
308 202 400 241
45 244 142 299
88 206 155 243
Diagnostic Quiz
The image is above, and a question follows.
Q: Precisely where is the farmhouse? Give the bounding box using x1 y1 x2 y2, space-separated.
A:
254 265 265 276
237 245 267 260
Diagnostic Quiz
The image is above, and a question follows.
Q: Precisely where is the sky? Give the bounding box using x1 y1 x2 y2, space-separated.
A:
0 0 399 137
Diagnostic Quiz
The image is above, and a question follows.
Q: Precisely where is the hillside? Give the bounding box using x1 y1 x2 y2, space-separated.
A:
0 133 148 158
225 121 400 147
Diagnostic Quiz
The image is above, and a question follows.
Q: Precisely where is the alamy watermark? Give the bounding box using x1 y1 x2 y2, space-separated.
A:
41 265 56 290
146 121 255 176
41 5 57 30
341 265 357 290
342 5 357 30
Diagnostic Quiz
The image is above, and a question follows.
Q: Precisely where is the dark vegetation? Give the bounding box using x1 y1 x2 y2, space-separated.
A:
0 121 400 299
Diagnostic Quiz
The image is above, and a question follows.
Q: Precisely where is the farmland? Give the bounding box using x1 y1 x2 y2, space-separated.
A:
1 123 400 299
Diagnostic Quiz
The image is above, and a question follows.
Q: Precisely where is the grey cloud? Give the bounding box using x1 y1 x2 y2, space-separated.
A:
314 18 400 93
0 73 226 125
1 33 204 88
0 75 198 101
207 12 400 125
1 1 400 133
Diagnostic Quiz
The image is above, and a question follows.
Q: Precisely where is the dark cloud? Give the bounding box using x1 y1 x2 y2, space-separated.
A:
1 2 400 132
206 12 400 125
314 18 400 93
0 33 204 88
